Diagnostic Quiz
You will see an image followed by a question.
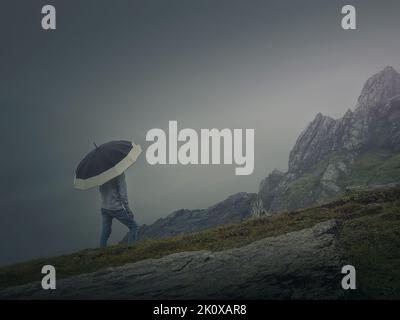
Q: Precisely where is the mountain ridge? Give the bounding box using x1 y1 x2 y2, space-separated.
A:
125 192 257 241
258 66 400 213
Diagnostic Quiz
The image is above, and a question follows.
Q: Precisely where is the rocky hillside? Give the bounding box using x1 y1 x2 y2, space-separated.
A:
258 66 400 213
1 220 344 299
2 187 400 299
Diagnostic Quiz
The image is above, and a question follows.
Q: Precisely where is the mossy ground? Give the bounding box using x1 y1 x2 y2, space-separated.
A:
1 188 400 299
279 149 400 212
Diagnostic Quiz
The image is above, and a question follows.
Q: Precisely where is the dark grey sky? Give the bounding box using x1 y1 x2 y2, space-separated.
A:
1 0 400 265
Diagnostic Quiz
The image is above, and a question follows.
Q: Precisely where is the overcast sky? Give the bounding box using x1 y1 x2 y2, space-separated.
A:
1 0 400 265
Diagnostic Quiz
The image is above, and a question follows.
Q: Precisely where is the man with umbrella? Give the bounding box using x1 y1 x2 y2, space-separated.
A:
74 141 142 248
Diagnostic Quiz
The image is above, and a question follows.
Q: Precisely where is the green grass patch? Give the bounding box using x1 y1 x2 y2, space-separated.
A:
285 173 320 205
343 151 400 186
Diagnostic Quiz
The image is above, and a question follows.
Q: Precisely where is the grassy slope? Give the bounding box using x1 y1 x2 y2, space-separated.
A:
281 150 400 210
1 188 400 299
343 151 400 186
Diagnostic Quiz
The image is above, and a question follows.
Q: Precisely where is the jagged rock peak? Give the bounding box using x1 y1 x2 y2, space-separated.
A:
288 111 336 173
257 66 400 214
287 66 400 174
356 66 400 110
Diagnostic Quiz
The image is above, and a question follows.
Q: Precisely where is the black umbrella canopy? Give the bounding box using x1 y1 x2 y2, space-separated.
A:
74 140 142 190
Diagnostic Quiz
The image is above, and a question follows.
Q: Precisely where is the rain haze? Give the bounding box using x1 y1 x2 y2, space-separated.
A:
1 0 400 265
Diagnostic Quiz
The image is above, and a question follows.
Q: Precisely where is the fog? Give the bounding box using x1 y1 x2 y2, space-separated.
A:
1 0 400 265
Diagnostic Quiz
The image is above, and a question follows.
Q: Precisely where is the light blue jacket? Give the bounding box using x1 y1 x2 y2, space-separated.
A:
99 173 132 212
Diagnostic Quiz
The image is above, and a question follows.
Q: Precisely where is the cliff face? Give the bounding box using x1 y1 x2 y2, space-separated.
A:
290 66 400 174
259 66 400 213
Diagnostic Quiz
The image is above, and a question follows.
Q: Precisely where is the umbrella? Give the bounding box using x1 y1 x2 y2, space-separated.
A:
74 140 142 190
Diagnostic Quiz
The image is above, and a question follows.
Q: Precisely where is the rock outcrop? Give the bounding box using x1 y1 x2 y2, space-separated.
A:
257 66 400 213
289 66 400 174
0 220 346 299
122 192 257 242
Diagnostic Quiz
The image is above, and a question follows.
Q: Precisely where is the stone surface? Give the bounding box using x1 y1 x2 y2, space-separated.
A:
0 220 346 299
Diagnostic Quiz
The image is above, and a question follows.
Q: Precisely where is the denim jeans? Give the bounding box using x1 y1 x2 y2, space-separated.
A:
100 208 139 248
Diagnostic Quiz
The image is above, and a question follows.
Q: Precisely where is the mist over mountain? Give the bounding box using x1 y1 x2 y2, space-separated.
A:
127 66 400 241
4 66 400 299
